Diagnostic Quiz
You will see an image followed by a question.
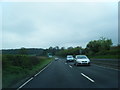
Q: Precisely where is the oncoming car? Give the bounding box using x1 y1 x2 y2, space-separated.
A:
66 55 74 62
74 55 90 66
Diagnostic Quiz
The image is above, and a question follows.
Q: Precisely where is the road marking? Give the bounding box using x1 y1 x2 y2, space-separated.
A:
17 62 52 90
81 73 95 83
65 63 67 64
93 64 120 71
69 65 72 68
17 77 33 90
34 62 52 77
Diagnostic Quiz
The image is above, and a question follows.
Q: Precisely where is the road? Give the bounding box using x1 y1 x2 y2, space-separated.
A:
19 58 119 88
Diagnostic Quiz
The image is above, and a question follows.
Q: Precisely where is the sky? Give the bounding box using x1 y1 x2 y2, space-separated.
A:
1 2 118 49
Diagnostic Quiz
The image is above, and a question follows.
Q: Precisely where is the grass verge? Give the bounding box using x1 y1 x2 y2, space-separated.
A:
2 56 53 88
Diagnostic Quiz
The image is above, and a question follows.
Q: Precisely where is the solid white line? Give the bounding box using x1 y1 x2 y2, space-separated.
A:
17 62 52 89
34 63 51 77
69 65 72 68
17 77 33 90
81 73 95 83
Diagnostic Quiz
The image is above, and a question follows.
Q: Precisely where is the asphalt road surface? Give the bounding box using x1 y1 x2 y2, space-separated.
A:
20 58 119 88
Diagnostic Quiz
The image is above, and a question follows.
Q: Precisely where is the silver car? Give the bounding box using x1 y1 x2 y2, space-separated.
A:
74 55 90 66
66 55 74 62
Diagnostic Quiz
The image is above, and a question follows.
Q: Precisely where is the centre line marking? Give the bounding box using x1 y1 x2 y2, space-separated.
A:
81 73 95 83
69 65 72 68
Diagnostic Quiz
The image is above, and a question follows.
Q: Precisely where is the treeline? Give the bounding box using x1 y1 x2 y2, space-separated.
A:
85 37 113 56
55 37 120 58
1 37 120 58
2 47 60 56
2 48 44 56
55 46 83 57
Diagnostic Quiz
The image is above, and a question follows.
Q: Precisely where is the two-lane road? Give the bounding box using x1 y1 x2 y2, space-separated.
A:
19 58 119 88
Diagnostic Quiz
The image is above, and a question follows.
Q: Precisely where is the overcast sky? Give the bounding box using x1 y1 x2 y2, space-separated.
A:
1 2 118 49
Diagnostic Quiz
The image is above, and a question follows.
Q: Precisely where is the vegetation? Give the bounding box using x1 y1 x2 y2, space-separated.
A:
85 37 113 56
2 54 53 88
55 37 120 59
2 48 44 56
2 37 119 88
56 46 82 57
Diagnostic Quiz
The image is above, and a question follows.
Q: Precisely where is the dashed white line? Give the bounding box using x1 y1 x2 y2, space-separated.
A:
65 63 67 64
81 73 95 83
69 65 72 68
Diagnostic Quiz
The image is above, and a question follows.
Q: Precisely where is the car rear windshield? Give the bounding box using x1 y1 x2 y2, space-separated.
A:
67 56 73 58
76 56 87 59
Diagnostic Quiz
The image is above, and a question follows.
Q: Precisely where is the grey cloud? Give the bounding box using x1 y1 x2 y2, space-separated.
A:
2 2 118 49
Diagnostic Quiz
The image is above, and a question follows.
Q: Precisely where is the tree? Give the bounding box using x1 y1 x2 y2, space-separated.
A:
19 47 27 55
55 46 83 57
54 46 59 50
61 47 65 50
67 47 73 49
86 37 112 55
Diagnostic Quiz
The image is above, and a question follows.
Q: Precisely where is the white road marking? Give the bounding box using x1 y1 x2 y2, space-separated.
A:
17 62 52 90
17 77 33 90
34 62 51 77
69 65 72 68
65 63 67 64
81 73 95 83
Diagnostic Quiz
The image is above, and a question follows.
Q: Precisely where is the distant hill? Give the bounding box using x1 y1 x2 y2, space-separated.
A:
2 48 45 56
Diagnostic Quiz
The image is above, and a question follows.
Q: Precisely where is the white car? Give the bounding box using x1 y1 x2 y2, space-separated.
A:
48 55 52 58
55 57 59 61
66 55 74 62
74 55 90 66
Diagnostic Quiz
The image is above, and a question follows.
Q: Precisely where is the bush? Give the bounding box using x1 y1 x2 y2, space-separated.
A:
2 54 52 88
95 50 108 55
2 55 41 70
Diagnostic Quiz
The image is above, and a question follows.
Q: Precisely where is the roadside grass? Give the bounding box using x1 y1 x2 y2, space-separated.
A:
2 56 53 88
27 57 53 76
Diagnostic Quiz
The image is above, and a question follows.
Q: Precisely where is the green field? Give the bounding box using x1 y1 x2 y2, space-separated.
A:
2 55 53 88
